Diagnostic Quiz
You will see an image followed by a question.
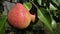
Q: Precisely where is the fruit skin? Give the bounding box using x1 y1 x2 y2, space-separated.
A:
8 3 32 29
30 14 36 22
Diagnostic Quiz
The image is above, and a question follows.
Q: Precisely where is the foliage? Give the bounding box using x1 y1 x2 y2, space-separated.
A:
0 0 60 34
0 15 7 34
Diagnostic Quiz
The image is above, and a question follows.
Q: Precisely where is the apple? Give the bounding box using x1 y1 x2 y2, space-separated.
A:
8 3 35 29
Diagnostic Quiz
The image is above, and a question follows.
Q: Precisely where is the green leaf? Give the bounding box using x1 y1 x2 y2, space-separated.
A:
52 0 59 6
50 3 57 10
51 19 57 29
37 0 42 5
23 2 32 11
37 8 53 31
52 0 60 4
0 16 7 34
58 0 60 4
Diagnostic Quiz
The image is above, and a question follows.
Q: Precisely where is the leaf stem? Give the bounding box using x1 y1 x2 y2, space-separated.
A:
29 0 39 9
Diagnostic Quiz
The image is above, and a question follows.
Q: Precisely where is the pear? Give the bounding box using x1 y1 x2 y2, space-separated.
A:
8 3 35 29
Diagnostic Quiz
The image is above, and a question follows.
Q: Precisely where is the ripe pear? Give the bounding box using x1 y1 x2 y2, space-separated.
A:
8 3 35 29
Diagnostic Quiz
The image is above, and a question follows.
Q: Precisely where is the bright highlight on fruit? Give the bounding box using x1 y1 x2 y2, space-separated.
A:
8 3 35 29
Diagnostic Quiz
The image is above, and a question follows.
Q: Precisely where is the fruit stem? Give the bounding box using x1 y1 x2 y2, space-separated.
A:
30 14 36 22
